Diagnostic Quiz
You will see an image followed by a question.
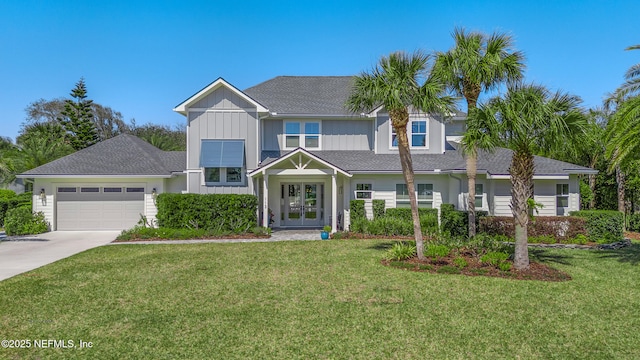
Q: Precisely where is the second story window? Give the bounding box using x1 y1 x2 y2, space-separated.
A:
391 119 428 149
284 121 321 150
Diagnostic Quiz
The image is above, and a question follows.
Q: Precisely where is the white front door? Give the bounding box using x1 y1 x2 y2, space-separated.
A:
282 183 322 227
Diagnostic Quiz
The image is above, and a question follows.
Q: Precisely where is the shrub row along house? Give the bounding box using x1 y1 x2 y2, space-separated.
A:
18 76 595 231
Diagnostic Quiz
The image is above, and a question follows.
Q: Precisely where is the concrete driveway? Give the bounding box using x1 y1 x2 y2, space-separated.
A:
0 231 119 281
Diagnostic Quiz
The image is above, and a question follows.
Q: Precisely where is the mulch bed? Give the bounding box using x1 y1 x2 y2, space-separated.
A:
382 253 572 282
625 231 640 241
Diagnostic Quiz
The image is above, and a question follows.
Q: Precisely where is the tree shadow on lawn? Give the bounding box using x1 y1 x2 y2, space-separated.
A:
528 248 575 266
595 243 640 266
366 242 396 251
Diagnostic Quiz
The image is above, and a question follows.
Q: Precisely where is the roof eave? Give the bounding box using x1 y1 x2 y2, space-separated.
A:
173 77 268 115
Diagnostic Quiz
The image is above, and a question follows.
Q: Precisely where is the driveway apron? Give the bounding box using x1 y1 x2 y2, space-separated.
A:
0 231 119 281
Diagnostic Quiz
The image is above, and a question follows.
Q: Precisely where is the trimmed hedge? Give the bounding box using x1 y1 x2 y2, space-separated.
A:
628 213 640 232
0 192 32 228
4 206 49 236
372 199 386 219
570 210 624 243
349 213 438 236
155 193 258 233
479 216 587 241
385 207 438 221
440 203 488 238
350 200 365 220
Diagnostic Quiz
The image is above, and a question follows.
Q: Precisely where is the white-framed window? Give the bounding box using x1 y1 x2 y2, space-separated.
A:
475 184 484 208
284 120 321 150
396 183 433 208
556 183 569 215
355 183 373 199
204 167 245 185
390 119 428 149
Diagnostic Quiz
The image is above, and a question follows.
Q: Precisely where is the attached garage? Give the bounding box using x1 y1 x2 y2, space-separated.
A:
55 186 145 231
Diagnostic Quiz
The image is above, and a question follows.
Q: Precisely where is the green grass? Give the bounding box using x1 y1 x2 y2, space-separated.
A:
1 240 639 359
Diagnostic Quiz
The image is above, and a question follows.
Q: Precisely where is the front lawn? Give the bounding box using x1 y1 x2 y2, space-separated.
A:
1 240 639 359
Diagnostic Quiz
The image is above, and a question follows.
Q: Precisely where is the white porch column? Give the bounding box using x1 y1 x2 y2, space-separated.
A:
262 173 269 227
331 170 337 233
343 177 351 231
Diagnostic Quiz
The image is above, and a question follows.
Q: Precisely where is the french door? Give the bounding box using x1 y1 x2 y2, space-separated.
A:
282 183 323 226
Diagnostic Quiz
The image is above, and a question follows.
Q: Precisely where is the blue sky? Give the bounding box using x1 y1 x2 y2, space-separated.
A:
1 0 638 141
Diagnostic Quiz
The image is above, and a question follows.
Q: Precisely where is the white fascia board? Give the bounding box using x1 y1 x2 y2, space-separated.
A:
248 148 352 178
349 170 451 175
486 174 570 180
173 77 268 115
16 174 173 179
265 113 362 119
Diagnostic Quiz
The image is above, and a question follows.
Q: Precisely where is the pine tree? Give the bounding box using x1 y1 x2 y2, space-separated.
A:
58 78 98 150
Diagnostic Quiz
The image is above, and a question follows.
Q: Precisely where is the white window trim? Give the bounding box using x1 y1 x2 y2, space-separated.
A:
283 120 322 150
395 183 433 208
474 183 485 209
202 167 246 186
354 182 374 200
389 118 429 150
556 183 570 215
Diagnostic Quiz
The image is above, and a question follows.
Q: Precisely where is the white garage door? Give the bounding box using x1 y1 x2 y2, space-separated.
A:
56 186 145 231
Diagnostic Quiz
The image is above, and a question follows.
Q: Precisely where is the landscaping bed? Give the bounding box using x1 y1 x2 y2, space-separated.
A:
383 252 571 282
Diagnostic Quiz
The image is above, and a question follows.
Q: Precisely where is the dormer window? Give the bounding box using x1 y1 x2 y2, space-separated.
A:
284 121 321 150
391 119 428 149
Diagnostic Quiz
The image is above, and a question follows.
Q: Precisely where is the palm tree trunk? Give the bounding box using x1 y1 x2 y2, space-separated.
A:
616 166 626 230
391 109 425 260
466 152 477 237
510 152 534 270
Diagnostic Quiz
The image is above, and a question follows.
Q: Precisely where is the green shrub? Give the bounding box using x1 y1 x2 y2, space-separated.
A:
440 203 487 238
372 200 385 219
155 193 258 233
252 226 272 237
0 192 32 228
0 189 17 199
570 210 624 243
386 207 438 221
479 216 587 241
384 242 416 261
498 262 512 271
350 200 365 221
116 226 244 241
564 234 589 245
349 215 437 237
453 257 468 269
4 206 49 236
628 213 640 232
480 251 510 267
424 244 450 261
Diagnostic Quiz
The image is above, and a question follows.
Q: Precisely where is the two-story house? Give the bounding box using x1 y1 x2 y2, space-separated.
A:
20 76 596 231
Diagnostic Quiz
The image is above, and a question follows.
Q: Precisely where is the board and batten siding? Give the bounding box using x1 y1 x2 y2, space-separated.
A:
375 113 445 154
191 86 254 110
186 86 259 195
261 118 373 151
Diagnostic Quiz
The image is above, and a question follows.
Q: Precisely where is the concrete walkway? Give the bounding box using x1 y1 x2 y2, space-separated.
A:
0 231 119 281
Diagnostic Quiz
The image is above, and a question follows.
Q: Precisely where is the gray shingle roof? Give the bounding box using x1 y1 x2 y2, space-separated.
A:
260 146 594 175
20 134 186 176
244 76 358 115
244 75 468 117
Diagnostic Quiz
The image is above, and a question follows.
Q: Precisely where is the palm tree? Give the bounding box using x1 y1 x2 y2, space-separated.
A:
346 51 455 260
481 84 586 270
0 123 74 185
434 28 525 237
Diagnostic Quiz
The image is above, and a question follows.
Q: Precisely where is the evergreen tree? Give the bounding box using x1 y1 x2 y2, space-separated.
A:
58 78 98 150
